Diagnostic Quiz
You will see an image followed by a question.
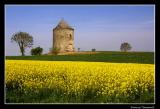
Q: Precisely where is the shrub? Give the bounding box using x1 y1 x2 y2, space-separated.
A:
92 48 96 52
31 47 43 55
50 47 60 55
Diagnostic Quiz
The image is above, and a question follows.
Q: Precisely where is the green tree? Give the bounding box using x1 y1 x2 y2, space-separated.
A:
31 46 43 55
120 42 132 52
11 32 33 56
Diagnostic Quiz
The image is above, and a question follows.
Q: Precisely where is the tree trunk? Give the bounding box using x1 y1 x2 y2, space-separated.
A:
20 46 25 56
20 41 25 56
22 51 24 56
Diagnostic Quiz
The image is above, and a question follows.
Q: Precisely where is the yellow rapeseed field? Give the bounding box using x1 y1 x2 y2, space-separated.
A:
5 60 154 102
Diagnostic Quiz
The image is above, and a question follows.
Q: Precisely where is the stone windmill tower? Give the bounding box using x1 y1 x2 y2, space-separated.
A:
53 19 74 53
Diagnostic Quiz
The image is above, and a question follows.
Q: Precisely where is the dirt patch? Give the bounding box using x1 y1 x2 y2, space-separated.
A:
47 52 100 55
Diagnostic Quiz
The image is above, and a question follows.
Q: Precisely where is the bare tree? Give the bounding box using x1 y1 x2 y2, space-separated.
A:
11 32 33 56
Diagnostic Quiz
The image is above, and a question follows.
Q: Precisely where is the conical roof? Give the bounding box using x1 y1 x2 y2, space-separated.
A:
54 19 73 30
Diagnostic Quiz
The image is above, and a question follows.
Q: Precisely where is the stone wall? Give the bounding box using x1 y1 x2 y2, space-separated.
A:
53 28 74 52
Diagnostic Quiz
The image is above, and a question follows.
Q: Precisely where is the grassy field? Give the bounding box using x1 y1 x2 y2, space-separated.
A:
6 51 154 64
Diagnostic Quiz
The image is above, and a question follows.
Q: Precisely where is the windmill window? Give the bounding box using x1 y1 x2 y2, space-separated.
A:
69 34 72 39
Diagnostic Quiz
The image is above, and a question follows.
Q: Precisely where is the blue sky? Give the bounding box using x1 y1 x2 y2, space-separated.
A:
5 5 155 56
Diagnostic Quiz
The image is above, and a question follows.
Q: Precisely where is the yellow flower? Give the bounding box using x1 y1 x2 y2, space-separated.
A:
5 60 154 97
